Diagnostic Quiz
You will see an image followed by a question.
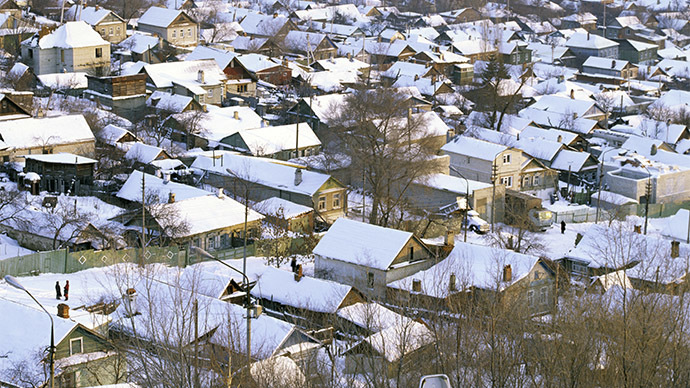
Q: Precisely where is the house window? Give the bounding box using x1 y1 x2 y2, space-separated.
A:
109 27 113 35
188 28 192 37
117 26 121 33
318 196 326 210
572 263 588 275
237 84 248 93
540 287 548 305
367 272 374 288
502 154 511 164
180 29 184 38
501 176 513 187
207 89 213 99
172 30 177 38
101 28 105 35
533 174 540 186
523 176 530 187
95 48 103 58
527 290 534 307
29 49 33 59
70 337 83 355
333 193 341 209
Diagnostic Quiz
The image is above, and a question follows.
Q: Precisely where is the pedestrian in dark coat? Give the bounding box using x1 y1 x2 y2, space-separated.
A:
63 280 69 301
55 281 62 300
290 257 297 273
561 220 566 234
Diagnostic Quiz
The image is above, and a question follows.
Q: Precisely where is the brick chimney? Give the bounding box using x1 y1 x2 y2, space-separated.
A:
57 303 69 319
570 89 574 99
168 192 176 203
233 111 239 120
671 240 680 258
449 273 457 292
294 168 303 186
444 230 455 246
412 278 422 292
503 264 512 282
197 70 205 83
124 288 138 316
294 264 303 282
634 225 641 234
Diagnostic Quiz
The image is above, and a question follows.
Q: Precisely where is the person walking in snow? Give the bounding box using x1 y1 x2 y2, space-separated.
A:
55 281 62 300
561 220 566 234
63 280 69 301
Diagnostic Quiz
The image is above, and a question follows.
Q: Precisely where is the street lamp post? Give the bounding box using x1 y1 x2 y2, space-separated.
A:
641 165 652 235
4 275 54 388
190 246 254 385
449 166 469 243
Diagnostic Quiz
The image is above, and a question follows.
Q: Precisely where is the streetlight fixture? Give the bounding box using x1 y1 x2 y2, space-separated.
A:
189 246 258 383
4 275 55 388
449 166 470 243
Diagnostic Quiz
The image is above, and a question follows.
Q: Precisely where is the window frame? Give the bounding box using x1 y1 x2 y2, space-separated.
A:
318 195 326 210
502 154 511 164
332 193 341 209
70 337 84 355
367 272 375 288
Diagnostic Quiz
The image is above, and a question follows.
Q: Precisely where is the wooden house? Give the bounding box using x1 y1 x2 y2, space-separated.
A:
137 7 198 47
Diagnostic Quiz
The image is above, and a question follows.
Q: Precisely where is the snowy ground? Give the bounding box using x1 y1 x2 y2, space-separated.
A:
0 233 33 260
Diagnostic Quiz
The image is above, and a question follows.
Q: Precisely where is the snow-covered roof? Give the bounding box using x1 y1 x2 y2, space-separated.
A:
441 135 508 161
528 95 600 118
0 298 79 371
173 105 264 144
117 170 210 203
239 12 290 37
229 122 320 155
7 62 29 79
354 319 433 362
254 197 313 219
138 7 189 28
124 142 167 164
37 72 88 89
66 5 120 26
24 153 96 165
313 218 413 270
565 223 690 283
99 124 137 145
251 266 352 313
147 91 194 113
550 149 592 172
0 115 94 149
519 107 597 134
33 21 108 49
162 194 264 237
582 56 630 71
143 59 227 90
566 32 618 49
389 242 541 296
415 173 490 195
520 126 578 145
185 45 236 70
336 302 408 332
300 93 345 124
191 153 333 197
117 33 159 54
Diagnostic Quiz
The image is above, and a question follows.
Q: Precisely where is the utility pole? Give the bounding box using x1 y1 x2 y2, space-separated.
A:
242 183 251 375
193 299 199 388
491 161 498 233
644 178 652 235
141 169 146 266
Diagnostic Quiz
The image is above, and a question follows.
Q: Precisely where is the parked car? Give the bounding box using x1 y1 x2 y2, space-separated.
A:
463 210 490 234
420 374 452 388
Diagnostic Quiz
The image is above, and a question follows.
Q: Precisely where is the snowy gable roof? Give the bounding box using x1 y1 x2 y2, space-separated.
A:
36 21 108 49
124 142 167 164
314 57 369 72
336 302 408 332
518 107 597 134
566 32 618 49
226 122 321 156
163 194 264 237
389 242 541 297
583 56 630 71
191 153 332 196
138 6 190 28
235 53 283 73
441 135 508 161
239 12 290 36
251 266 353 313
254 197 313 219
117 33 159 54
0 115 94 149
529 95 600 118
67 5 121 25
313 218 414 270
99 124 138 145
416 173 490 195
147 91 194 113
550 149 592 172
283 30 332 51
143 59 227 89
0 299 79 370
175 105 264 144
116 169 210 203
565 223 690 283
185 45 237 69
519 126 578 145
357 320 433 362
